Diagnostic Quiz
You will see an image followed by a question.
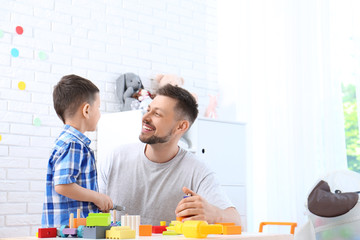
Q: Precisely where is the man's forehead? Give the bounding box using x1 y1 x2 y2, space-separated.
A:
150 95 176 111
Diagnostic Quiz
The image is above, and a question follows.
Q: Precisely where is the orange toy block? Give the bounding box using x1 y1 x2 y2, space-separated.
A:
73 218 87 228
259 222 297 234
139 225 152 236
215 222 235 226
70 209 86 228
223 225 242 235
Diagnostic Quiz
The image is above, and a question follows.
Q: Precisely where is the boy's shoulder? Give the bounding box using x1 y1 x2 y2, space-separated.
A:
53 125 89 152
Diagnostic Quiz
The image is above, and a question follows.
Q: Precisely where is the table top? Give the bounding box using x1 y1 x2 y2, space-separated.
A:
2 232 294 240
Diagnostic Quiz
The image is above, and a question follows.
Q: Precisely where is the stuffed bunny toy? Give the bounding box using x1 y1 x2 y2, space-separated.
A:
116 73 144 111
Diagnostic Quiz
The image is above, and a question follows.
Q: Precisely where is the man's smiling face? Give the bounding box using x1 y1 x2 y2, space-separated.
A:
139 95 179 144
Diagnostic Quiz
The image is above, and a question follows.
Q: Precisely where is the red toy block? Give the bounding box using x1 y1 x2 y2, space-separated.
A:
223 225 242 235
152 225 167 233
38 228 57 238
139 225 152 236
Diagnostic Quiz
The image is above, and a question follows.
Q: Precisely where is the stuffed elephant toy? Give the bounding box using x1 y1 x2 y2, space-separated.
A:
116 73 144 111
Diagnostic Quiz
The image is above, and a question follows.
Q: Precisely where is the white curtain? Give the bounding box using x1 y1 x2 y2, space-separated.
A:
218 0 349 232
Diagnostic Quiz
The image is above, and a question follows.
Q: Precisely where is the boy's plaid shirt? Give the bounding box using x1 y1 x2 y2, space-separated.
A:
41 125 99 227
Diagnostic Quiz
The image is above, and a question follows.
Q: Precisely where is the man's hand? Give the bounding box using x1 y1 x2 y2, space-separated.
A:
175 187 241 225
175 187 223 223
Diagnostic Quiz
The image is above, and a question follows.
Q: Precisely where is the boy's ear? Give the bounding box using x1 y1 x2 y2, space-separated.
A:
82 103 90 119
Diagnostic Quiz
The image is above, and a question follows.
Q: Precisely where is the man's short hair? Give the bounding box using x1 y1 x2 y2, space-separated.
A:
53 74 99 123
156 84 198 125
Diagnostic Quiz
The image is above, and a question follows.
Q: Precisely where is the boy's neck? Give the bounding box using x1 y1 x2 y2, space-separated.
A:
65 119 87 133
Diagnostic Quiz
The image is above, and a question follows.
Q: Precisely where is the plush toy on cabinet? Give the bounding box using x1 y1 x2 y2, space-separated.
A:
116 73 144 111
131 88 155 111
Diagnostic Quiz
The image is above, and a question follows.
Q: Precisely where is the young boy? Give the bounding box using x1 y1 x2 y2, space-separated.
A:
42 74 113 227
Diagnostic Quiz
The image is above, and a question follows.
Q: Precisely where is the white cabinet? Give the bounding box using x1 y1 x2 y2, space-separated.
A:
190 118 247 229
97 113 247 229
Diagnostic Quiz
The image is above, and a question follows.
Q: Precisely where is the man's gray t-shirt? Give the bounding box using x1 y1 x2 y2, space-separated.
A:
98 142 233 225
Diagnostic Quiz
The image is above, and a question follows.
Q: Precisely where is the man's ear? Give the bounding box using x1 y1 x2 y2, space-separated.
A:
177 120 190 133
82 103 90 119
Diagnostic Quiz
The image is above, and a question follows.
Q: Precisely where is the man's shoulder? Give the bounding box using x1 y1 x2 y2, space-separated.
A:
177 148 211 170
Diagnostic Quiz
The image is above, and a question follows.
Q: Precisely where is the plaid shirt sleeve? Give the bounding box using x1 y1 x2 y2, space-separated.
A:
53 141 83 186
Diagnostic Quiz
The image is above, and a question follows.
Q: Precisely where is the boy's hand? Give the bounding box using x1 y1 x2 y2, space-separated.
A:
94 192 113 212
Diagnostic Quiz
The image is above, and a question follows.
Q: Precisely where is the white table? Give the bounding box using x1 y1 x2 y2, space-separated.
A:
3 232 294 240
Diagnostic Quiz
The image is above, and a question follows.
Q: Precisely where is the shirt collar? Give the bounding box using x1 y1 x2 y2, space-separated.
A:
63 124 92 146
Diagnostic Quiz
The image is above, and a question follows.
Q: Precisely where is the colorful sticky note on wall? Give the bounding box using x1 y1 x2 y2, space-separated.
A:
16 26 23 35
33 117 41 126
11 48 19 57
18 81 26 90
0 134 2 142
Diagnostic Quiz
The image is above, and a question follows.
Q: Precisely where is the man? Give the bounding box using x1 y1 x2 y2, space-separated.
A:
98 84 241 225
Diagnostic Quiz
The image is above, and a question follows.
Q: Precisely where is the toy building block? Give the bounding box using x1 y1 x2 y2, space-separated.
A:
223 225 242 235
139 225 152 236
160 221 166 226
215 222 235 226
163 230 180 235
167 220 223 238
170 220 181 226
38 228 57 238
86 213 111 226
83 226 111 239
120 215 140 235
72 209 86 228
152 225 167 233
62 227 77 237
106 226 135 239
259 222 297 234
176 216 184 222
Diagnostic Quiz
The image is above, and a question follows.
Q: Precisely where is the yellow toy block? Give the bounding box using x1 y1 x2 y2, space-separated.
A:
160 221 166 226
167 220 223 238
106 226 135 239
169 220 181 226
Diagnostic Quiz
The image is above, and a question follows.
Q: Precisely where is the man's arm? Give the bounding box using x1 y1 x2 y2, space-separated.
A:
175 187 241 225
55 183 113 212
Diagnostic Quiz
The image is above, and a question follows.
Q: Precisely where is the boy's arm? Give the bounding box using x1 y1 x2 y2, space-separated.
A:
55 183 113 212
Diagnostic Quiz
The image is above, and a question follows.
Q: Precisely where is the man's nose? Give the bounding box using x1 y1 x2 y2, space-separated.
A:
142 111 151 121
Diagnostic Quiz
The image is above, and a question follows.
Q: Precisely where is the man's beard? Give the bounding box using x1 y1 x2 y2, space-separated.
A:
139 129 173 144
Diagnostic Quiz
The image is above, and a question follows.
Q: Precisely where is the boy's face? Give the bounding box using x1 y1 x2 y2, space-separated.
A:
87 93 101 131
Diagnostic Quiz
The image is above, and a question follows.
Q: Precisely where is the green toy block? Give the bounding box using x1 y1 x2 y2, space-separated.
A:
86 213 111 226
163 231 180 235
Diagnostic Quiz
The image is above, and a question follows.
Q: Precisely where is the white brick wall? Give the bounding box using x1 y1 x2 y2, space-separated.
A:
0 0 218 237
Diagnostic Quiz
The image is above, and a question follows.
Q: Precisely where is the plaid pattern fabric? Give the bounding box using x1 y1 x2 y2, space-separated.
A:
41 125 99 227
